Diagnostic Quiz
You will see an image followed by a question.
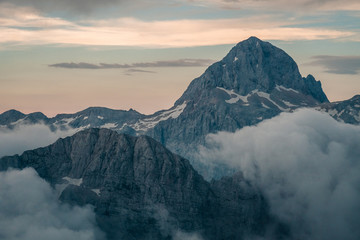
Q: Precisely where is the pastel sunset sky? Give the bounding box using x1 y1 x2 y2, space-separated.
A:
1 0 360 116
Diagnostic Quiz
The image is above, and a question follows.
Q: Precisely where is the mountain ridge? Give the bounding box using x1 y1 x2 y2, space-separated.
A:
0 128 276 240
2 36 358 178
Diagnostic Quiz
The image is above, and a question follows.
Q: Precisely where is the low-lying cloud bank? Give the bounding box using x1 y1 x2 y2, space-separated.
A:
200 109 360 240
0 124 76 158
0 168 104 240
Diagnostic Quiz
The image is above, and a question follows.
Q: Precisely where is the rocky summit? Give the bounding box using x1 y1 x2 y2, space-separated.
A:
0 128 279 240
147 37 329 157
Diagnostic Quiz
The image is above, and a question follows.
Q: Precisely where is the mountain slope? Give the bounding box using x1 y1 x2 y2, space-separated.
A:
315 95 360 124
0 128 273 240
176 36 327 104
145 37 329 159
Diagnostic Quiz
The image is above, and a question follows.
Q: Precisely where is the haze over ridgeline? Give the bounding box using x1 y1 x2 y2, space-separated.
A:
1 37 360 240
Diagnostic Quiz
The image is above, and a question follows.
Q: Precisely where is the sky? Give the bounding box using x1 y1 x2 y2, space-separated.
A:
0 0 359 116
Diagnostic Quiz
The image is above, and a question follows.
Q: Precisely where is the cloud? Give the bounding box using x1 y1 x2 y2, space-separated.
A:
199 109 360 239
308 55 360 75
4 0 360 14
150 205 204 240
48 59 215 70
189 0 360 11
0 124 76 158
0 0 131 14
0 4 355 48
125 68 157 74
0 3 74 28
0 168 104 240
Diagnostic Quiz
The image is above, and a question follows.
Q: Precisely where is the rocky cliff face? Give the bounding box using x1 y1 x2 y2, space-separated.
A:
146 37 329 167
175 36 327 104
0 128 276 240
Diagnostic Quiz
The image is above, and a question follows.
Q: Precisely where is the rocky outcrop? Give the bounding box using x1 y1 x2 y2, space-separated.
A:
315 95 360 124
0 128 276 240
176 36 327 104
146 37 329 172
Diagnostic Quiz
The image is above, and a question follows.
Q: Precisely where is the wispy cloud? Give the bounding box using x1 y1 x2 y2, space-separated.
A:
0 0 132 14
0 3 74 28
125 68 156 74
189 0 360 11
48 59 215 69
308 55 360 75
3 0 360 14
0 4 356 48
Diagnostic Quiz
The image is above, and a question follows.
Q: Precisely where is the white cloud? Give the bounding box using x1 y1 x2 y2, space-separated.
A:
0 0 132 14
0 168 104 240
188 0 360 11
0 124 76 158
0 3 74 28
199 109 360 239
0 3 355 48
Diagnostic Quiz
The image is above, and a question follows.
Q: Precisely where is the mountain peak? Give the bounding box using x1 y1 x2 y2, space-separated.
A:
176 36 328 105
236 36 263 46
0 109 26 125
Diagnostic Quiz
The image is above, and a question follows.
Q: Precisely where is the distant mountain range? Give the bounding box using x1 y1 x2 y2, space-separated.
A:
1 37 359 176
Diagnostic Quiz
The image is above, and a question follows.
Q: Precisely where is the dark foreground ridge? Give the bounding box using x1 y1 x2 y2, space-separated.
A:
0 128 283 240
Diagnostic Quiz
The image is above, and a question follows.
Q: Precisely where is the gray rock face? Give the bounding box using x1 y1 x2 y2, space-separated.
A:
0 128 276 240
145 37 329 174
176 36 328 104
0 109 26 127
315 95 360 124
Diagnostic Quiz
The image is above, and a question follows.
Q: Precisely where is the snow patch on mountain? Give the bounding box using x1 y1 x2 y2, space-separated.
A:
54 117 78 126
10 118 25 126
63 176 83 186
132 102 187 132
217 87 249 104
91 189 100 196
283 100 297 108
255 91 288 111
101 123 117 129
275 85 300 94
